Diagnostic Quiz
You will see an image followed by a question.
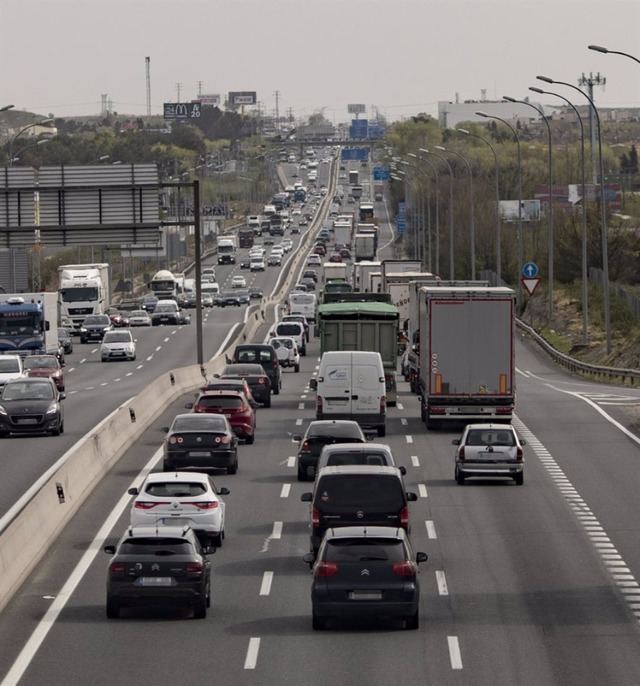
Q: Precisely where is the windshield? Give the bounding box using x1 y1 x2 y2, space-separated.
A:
0 312 41 336
103 333 132 343
172 415 227 431
2 381 54 400
0 358 21 373
23 357 57 369
84 316 109 325
60 287 98 302
151 280 175 293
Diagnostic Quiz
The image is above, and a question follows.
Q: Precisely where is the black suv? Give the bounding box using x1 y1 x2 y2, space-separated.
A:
301 466 418 554
230 345 282 396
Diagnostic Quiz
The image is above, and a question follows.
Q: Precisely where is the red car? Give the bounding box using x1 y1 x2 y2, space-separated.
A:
328 253 343 263
190 390 256 444
339 248 351 260
313 244 326 257
22 355 65 392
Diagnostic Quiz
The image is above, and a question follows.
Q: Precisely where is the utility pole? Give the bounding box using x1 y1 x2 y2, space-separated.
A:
197 81 203 98
578 72 606 184
176 82 182 103
287 107 294 123
274 90 280 133
145 57 151 116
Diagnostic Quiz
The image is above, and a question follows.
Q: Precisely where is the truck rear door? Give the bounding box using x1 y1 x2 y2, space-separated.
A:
351 359 382 416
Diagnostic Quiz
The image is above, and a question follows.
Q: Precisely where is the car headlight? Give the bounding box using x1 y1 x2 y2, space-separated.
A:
0 405 7 416
46 403 58 415
80 327 87 332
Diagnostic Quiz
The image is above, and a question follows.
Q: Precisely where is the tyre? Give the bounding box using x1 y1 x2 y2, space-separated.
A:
264 394 272 408
51 423 61 436
297 464 306 481
301 346 307 357
212 532 223 548
455 466 465 485
312 610 326 631
295 363 300 373
377 424 386 437
405 610 419 630
193 596 207 619
59 421 64 435
206 586 211 608
227 457 238 475
420 403 426 423
246 433 255 445
106 597 120 619
514 472 524 486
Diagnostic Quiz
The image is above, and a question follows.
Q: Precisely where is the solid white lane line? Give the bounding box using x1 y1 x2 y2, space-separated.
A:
0 447 163 686
411 455 420 467
447 636 463 670
425 520 437 539
287 456 296 468
244 637 261 670
436 570 449 596
397 402 404 410
259 572 274 596
418 484 428 498
400 418 408 426
280 484 291 498
406 435 413 444
298 403 305 410
296 418 303 426
272 521 283 539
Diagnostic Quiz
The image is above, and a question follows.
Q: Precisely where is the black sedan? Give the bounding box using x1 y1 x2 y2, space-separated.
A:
79 314 112 343
216 292 241 307
239 257 251 270
58 328 73 354
163 412 238 474
304 526 427 631
0 377 65 437
104 526 213 619
249 288 263 300
219 363 272 407
141 295 158 313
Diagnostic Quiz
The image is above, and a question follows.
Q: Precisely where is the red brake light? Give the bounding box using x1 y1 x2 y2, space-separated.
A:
380 396 386 413
301 440 310 452
392 561 417 577
496 407 512 415
134 501 170 510
458 446 465 460
400 506 409 529
516 446 523 460
431 407 446 415
194 405 205 413
258 377 266 384
315 562 338 578
190 501 219 510
312 507 320 528
110 562 126 577
186 561 203 576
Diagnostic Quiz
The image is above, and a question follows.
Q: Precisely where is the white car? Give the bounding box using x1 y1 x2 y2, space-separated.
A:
307 254 322 267
281 239 293 252
291 208 302 216
202 268 216 281
0 354 24 389
128 310 152 327
270 336 300 372
231 275 247 288
271 320 306 356
100 329 136 361
201 293 214 307
128 471 228 547
250 257 266 271
267 252 282 266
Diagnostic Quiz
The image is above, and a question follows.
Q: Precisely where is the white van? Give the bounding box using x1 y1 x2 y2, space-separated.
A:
289 292 317 324
200 282 220 296
315 351 386 437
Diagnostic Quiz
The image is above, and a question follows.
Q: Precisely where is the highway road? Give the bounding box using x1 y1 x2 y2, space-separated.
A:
3 154 640 685
0 158 332 521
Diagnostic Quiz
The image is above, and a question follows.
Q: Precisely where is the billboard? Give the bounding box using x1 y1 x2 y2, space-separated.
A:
499 199 541 222
229 91 257 106
199 93 221 107
163 102 202 120
348 104 366 114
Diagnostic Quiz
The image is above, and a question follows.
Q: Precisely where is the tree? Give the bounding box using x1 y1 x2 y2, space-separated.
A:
630 145 638 174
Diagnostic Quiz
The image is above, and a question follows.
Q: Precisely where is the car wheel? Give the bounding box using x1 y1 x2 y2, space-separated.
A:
405 610 419 630
377 424 386 437
297 464 307 481
206 586 211 608
295 363 300 373
132 355 136 361
51 423 61 436
312 610 326 631
106 598 120 619
227 457 238 475
455 466 465 485
59 421 64 435
193 597 207 619
301 347 306 357
514 472 524 486
264 395 272 408
212 532 223 548
246 433 255 445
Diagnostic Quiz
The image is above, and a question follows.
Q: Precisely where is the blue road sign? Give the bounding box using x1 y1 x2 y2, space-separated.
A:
373 166 390 181
396 202 406 235
522 261 539 278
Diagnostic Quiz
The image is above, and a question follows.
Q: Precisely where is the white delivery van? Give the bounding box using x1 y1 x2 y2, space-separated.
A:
315 351 386 436
289 292 317 324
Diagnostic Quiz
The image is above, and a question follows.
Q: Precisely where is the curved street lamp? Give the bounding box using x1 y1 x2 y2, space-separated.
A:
537 74 611 353
436 144 476 279
6 118 54 166
504 95 555 318
410 151 440 273
530 86 589 344
588 44 640 65
0 105 14 113
476 111 524 309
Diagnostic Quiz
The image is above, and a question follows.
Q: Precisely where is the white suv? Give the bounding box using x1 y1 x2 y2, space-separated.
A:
271 321 306 356
270 336 300 372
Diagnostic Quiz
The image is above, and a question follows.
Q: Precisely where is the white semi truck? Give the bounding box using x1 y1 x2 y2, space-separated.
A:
57 263 110 332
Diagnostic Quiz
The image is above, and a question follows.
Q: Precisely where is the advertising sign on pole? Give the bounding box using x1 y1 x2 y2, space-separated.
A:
347 104 366 114
199 94 221 107
228 91 257 106
163 102 202 120
499 199 541 222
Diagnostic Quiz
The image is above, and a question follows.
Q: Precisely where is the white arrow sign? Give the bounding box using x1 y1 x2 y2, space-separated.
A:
521 277 541 295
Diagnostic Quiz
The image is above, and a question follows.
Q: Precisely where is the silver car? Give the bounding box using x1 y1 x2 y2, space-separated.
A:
100 330 136 362
452 423 525 485
128 310 152 326
316 443 406 476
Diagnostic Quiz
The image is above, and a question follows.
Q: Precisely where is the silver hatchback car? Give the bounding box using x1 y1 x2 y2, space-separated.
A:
452 423 525 485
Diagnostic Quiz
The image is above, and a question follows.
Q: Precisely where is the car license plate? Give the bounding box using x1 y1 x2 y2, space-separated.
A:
139 577 172 586
161 517 190 526
189 451 211 457
349 591 382 601
17 418 38 425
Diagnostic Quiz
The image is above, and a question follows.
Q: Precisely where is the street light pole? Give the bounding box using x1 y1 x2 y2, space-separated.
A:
476 111 523 308
537 75 611 353
457 128 501 282
530 86 589 344
504 96 554 318
436 144 476 279
6 118 54 166
420 148 455 279
408 152 435 271
588 44 640 65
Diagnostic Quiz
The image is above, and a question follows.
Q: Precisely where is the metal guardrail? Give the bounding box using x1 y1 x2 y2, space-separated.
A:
516 318 640 386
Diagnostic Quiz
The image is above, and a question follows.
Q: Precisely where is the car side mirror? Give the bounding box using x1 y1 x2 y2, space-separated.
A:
184 402 193 409
127 487 139 496
416 552 428 564
103 545 116 555
520 439 527 446
292 434 302 442
302 552 315 567
301 492 313 502
59 392 66 401
218 487 230 496
406 492 418 502
202 545 216 555
309 378 317 390
225 355 231 364
451 439 460 445
399 466 407 476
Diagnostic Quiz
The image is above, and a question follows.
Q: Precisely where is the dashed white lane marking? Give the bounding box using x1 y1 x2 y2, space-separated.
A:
400 418 408 426
86 386 95 391
244 637 261 670
447 636 463 670
114 378 121 382
314 365 319 371
287 456 296 468
280 484 291 498
296 418 303 426
436 570 449 596
126 372 133 377
163 337 170 343
100 382 108 387
405 435 414 444
418 484 428 498
80 358 86 364
515 367 531 378
155 346 162 352
298 402 305 410
397 402 404 410
271 521 283 539
91 348 97 354
259 571 274 596
67 367 75 373
146 355 153 362
300 394 307 399
514 415 640 621
136 364 143 370
425 520 437 539
411 455 420 467
68 390 78 395
171 330 177 335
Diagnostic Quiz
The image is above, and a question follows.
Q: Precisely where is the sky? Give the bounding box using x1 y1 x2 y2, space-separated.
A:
2 0 639 122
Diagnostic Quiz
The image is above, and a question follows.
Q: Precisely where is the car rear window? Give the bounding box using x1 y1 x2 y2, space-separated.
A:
23 358 57 369
223 364 264 376
325 538 405 563
144 482 207 497
119 538 192 555
325 451 389 467
172 415 227 431
198 396 243 409
307 423 363 439
236 349 274 363
103 333 132 343
466 429 515 447
276 323 302 336
315 475 404 511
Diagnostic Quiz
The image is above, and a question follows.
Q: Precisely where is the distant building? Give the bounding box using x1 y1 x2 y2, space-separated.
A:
438 99 545 128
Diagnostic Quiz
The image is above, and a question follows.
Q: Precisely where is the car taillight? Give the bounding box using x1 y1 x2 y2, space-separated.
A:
316 396 323 414
186 561 203 576
431 407 446 415
301 440 310 453
215 434 232 444
458 446 465 460
400 506 409 529
110 562 126 577
190 501 219 510
134 501 170 510
516 446 523 460
392 561 417 578
258 377 266 385
496 407 512 415
380 396 386 413
315 562 338 578
312 507 320 528
194 405 205 413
